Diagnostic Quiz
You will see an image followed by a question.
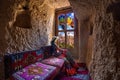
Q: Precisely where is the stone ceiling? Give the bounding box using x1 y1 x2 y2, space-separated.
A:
36 0 70 9
46 0 70 9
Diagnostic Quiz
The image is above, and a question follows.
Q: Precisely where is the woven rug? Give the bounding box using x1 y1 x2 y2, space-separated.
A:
54 63 92 80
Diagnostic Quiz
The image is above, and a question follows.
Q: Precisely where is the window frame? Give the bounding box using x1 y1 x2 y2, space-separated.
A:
55 7 77 48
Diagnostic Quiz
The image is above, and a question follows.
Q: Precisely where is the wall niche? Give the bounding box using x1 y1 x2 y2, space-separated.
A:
13 10 32 28
13 0 32 28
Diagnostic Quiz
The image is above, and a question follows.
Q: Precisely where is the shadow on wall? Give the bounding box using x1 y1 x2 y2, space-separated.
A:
106 1 120 21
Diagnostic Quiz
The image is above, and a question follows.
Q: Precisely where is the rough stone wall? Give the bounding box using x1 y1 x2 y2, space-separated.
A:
86 35 93 70
0 0 54 79
91 0 120 80
0 0 55 53
5 0 54 53
0 0 15 79
69 0 95 63
0 0 70 79
69 0 120 80
1 0 70 54
46 0 70 9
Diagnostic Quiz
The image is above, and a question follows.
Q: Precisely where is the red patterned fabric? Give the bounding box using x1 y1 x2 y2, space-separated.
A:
4 48 44 79
56 48 79 76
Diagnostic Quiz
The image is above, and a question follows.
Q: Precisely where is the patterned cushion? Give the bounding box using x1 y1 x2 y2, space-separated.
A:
4 48 44 79
12 62 57 80
41 57 65 68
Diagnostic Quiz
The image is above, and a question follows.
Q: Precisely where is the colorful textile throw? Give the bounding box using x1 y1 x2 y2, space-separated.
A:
41 57 64 68
50 36 79 76
58 50 79 76
12 62 57 80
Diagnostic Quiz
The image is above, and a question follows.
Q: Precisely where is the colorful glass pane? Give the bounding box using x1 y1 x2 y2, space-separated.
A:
66 13 74 30
58 14 65 24
58 24 65 30
58 14 65 30
67 32 74 48
57 32 65 48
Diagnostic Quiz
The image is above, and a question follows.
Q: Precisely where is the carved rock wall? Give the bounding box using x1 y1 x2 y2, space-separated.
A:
0 0 70 54
69 0 120 80
0 0 54 53
69 0 95 63
0 0 54 79
0 0 70 79
92 0 120 80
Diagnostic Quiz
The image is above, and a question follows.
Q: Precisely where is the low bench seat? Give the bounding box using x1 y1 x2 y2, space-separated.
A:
12 57 65 80
4 46 53 80
4 46 66 80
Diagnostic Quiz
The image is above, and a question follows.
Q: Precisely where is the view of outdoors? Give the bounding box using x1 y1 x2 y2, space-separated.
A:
67 32 74 48
58 32 65 48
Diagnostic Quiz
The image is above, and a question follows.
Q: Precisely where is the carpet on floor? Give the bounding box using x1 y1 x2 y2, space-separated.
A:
54 63 92 80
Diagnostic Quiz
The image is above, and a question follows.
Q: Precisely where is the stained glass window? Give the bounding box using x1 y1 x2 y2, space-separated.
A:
66 13 74 30
58 14 65 30
58 24 65 30
58 14 65 23
55 8 77 49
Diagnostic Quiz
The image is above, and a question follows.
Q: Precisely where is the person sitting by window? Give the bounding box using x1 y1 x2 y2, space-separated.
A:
50 36 79 76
